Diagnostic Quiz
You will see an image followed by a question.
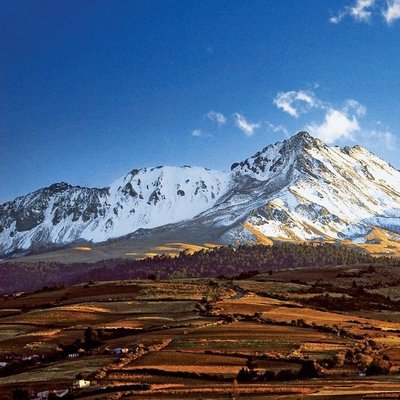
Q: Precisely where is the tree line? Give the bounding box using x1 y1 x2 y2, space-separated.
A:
0 243 397 294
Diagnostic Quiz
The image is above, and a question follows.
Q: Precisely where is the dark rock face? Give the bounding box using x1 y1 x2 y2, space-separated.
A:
194 180 207 196
0 183 109 248
148 189 163 205
122 183 138 198
15 211 44 232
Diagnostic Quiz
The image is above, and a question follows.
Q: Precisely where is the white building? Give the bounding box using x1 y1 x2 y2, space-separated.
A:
73 379 90 389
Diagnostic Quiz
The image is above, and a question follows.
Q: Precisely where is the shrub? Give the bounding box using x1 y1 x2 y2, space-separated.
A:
355 353 373 368
246 356 258 372
366 358 391 376
332 352 345 367
276 369 297 381
298 360 322 378
263 369 275 381
13 389 29 400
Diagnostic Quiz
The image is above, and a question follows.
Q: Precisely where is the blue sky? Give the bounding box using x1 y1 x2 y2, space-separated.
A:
1 0 400 203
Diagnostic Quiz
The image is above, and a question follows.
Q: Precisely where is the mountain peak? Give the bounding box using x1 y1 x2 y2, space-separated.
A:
230 131 323 178
2 131 400 258
285 131 322 148
47 182 73 193
293 131 313 140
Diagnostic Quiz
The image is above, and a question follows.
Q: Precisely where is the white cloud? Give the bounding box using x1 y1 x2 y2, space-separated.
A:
272 87 396 151
274 90 318 118
192 129 212 137
331 0 400 24
206 111 227 126
383 0 400 23
330 0 375 23
350 0 375 20
266 121 288 135
234 113 260 136
381 131 396 149
344 99 367 116
363 129 397 149
306 109 361 144
299 94 397 150
330 15 342 24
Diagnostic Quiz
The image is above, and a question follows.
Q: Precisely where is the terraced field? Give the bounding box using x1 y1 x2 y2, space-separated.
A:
1 268 400 399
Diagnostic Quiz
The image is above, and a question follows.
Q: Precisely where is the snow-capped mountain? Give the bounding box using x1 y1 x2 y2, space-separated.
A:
227 132 400 242
0 166 231 255
1 131 400 257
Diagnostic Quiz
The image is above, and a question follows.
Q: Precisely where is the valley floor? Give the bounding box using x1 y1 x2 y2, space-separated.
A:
1 264 400 399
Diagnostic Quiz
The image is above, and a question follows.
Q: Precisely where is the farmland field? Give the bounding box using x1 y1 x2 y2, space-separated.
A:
1 264 400 399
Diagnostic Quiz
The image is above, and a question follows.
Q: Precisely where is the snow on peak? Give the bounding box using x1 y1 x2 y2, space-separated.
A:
1 131 400 256
84 165 232 242
0 165 232 254
230 131 324 181
237 133 400 242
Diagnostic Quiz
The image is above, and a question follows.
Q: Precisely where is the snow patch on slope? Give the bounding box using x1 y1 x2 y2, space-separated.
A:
2 131 400 256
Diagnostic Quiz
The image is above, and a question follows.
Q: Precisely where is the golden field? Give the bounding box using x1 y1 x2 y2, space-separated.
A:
1 265 400 399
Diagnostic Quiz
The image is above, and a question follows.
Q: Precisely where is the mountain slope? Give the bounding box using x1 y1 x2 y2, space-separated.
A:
235 133 400 243
1 132 400 259
0 166 231 256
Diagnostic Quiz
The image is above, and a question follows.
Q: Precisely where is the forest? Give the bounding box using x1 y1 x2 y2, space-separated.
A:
0 243 398 294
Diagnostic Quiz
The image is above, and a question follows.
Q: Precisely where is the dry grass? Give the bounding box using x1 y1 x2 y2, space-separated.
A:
243 223 400 257
0 356 114 384
235 280 311 295
0 308 115 326
243 223 274 245
73 246 93 251
126 351 245 375
215 292 291 315
166 320 346 356
144 242 217 258
0 324 36 341
2 278 400 398
343 227 400 256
